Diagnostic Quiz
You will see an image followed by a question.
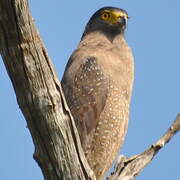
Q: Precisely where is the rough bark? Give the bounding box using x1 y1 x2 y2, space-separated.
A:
0 1 179 180
0 1 94 180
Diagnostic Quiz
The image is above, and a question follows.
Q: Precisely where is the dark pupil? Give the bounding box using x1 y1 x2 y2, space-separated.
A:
103 14 108 18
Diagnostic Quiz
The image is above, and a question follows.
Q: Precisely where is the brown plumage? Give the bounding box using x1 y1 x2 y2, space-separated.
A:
62 7 134 180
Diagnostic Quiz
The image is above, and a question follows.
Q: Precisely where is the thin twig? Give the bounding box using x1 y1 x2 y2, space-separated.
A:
108 114 180 180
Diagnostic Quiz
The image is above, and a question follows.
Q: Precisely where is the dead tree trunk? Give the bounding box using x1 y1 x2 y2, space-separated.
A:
0 1 179 180
0 0 94 180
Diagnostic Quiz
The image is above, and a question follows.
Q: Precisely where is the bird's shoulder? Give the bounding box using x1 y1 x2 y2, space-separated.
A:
62 54 109 95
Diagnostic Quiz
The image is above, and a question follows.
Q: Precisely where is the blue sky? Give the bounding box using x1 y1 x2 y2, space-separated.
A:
0 1 180 179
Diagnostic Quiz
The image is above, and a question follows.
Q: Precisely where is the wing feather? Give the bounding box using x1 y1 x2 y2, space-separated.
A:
62 56 108 149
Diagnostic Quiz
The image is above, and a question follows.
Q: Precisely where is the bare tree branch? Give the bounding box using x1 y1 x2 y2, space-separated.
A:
108 114 180 180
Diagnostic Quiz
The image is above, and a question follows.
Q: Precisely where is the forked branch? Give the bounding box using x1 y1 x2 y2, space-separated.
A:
108 114 180 180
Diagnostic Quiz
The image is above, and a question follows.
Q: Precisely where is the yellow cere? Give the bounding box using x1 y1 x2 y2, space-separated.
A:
100 10 128 24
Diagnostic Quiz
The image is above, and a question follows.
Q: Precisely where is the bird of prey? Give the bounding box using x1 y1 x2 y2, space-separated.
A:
62 6 134 180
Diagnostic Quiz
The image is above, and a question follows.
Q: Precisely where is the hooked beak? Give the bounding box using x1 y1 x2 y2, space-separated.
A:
118 16 127 26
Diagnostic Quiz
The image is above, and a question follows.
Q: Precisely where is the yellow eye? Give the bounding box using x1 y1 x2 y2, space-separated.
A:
101 12 110 20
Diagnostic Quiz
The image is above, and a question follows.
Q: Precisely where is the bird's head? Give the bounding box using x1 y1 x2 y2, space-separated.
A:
82 7 129 39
